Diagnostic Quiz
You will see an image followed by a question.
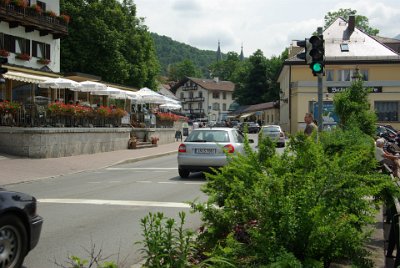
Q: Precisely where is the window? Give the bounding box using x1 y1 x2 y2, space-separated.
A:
198 102 202 109
340 43 349 52
375 101 399 122
271 114 274 122
360 69 369 81
338 70 351 81
326 70 334 81
266 115 269 123
198 91 203 98
37 1 46 12
189 91 193 99
32 41 50 59
212 92 220 99
222 103 226 111
212 102 220 111
223 92 226 99
188 103 192 110
180 92 184 99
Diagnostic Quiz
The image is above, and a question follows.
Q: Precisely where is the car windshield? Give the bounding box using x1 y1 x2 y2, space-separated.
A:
262 126 280 132
186 130 230 143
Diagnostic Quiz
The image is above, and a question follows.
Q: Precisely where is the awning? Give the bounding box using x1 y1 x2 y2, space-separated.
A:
240 112 255 118
3 71 55 84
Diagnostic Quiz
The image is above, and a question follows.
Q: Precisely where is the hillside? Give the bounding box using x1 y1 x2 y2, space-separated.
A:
151 33 221 78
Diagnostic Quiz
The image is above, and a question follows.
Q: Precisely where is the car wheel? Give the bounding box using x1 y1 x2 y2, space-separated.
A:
178 168 190 178
0 214 28 268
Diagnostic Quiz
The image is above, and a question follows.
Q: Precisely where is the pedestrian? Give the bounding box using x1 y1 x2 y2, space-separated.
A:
304 113 317 136
375 138 400 177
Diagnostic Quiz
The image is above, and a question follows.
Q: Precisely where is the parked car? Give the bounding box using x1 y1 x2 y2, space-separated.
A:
0 188 43 267
239 122 260 133
177 127 253 178
259 125 285 147
376 124 397 141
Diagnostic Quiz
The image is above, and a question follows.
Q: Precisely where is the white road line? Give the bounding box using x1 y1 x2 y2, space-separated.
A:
38 198 191 208
88 182 102 184
107 167 176 170
158 182 178 184
137 181 152 183
184 182 204 185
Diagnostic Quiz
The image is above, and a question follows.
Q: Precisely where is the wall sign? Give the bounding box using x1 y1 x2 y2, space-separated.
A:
327 87 382 93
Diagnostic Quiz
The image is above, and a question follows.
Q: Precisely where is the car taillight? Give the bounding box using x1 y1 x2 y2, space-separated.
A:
178 144 186 153
223 144 235 153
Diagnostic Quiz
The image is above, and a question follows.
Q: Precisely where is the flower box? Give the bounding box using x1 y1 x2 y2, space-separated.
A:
37 58 51 65
15 53 31 61
59 14 70 24
0 49 10 57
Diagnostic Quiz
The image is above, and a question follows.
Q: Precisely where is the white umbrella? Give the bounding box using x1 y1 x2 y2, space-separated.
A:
38 77 81 90
90 86 122 96
79 81 107 92
159 103 182 110
136 87 166 104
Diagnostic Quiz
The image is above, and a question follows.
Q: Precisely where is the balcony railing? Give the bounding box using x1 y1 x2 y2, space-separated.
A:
0 3 68 38
182 85 198 91
182 97 204 103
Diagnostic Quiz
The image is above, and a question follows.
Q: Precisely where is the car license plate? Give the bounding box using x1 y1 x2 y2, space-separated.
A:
194 148 216 154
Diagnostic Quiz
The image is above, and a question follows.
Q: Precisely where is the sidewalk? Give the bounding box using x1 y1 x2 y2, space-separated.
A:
0 141 182 186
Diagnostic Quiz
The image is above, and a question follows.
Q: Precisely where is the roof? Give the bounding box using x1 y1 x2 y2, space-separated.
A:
285 17 400 64
373 36 400 44
171 77 235 92
229 102 278 115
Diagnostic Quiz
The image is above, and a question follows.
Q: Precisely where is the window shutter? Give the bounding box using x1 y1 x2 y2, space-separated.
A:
25 39 30 55
32 41 37 57
45 44 50 60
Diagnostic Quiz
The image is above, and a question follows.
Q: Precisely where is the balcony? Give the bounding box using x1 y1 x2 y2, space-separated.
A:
0 3 68 39
182 85 198 91
182 97 204 103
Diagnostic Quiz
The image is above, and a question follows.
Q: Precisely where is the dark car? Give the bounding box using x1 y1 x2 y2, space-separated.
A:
240 122 260 133
0 188 43 267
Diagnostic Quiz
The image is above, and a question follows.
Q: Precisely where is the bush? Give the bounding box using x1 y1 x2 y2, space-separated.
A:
191 130 394 267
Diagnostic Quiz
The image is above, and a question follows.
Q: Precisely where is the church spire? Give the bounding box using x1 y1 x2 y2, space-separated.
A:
240 43 244 61
216 40 222 61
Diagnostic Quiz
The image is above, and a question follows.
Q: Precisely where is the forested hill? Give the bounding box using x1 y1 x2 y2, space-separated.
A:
151 33 221 77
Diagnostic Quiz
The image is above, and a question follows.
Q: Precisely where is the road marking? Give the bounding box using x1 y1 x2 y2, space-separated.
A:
159 182 178 184
38 198 191 208
107 167 176 170
137 181 152 183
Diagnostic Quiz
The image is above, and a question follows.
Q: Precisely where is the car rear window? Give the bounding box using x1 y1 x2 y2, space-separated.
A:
262 126 280 132
186 130 230 142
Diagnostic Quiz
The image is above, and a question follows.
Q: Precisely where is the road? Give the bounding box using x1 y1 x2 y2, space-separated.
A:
8 154 207 268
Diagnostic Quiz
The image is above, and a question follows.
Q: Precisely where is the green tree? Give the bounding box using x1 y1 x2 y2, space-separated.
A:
324 8 379 36
60 0 159 89
168 59 202 81
333 77 377 136
209 51 242 81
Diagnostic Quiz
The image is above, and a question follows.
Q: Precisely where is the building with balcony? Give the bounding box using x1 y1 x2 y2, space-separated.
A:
0 0 68 102
171 77 235 122
278 16 400 134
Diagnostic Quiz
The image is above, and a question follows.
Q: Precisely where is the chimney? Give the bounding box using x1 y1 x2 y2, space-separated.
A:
348 15 355 33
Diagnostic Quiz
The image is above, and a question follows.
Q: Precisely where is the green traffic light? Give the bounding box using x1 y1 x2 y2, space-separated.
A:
312 63 322 73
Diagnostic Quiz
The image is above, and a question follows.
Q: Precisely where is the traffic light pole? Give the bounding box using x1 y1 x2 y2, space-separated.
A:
317 27 323 132
317 73 323 132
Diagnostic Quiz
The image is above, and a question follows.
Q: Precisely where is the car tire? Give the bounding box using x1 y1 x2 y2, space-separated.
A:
0 214 28 268
178 168 190 178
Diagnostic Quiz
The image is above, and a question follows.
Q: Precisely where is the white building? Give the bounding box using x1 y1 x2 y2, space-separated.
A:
0 0 68 102
172 77 235 122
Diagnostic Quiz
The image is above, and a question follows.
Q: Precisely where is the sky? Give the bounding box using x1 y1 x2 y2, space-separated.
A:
133 0 400 58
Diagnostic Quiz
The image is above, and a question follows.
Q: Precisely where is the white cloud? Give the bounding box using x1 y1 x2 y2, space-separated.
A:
133 0 400 58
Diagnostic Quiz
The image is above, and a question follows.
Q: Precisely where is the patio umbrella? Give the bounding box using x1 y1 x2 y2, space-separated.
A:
90 86 121 96
38 77 81 90
78 81 107 92
159 103 182 110
136 87 166 104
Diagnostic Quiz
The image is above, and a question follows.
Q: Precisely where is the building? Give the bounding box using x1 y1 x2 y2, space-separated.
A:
0 0 68 102
171 77 235 122
278 16 400 135
230 102 280 125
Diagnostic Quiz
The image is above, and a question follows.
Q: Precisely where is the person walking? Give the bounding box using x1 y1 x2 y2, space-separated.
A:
304 113 317 136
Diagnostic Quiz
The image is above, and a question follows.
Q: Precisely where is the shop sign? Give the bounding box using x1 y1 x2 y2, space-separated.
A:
327 87 382 93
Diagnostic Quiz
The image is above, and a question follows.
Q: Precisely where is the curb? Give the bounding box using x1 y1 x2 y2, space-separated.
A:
111 151 178 167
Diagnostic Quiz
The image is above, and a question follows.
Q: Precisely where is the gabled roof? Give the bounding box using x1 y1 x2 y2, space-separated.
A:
229 102 279 115
285 17 400 64
170 77 235 92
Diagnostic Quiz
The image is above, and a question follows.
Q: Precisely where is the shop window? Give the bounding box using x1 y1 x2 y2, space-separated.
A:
375 101 399 122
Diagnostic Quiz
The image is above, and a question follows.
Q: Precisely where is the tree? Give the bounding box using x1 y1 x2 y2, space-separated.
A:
209 51 242 81
324 8 379 36
333 76 377 136
167 59 201 82
60 0 159 89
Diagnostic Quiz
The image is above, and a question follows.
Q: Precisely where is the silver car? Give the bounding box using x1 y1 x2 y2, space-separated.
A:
177 127 251 178
259 125 285 147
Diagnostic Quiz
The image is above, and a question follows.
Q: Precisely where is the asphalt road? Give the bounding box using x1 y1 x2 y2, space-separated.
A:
8 154 207 268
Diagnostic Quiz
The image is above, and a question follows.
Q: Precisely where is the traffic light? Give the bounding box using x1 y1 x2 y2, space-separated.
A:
0 57 8 74
296 39 312 64
308 35 325 76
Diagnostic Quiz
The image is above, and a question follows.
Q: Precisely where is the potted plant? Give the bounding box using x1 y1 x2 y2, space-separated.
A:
29 4 42 14
59 14 70 24
0 49 10 57
37 58 50 65
128 135 137 149
150 136 159 145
